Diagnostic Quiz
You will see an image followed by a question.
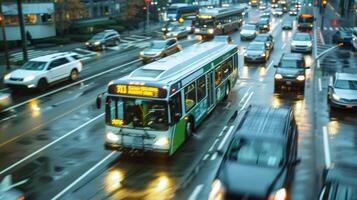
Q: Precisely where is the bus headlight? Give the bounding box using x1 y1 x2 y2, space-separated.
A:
208 29 214 34
186 27 192 31
106 132 119 142
140 51 144 56
275 74 283 79
4 73 11 80
154 137 170 146
296 75 305 81
195 28 200 33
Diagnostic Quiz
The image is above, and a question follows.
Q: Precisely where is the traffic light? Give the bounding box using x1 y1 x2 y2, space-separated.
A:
143 6 147 10
322 0 327 8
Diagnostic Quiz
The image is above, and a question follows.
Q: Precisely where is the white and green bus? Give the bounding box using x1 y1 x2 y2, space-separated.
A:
97 41 239 156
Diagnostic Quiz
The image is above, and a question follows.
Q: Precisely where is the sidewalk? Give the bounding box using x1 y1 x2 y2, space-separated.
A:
0 22 163 91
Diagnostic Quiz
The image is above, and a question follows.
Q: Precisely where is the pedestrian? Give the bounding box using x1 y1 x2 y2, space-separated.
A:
26 31 33 46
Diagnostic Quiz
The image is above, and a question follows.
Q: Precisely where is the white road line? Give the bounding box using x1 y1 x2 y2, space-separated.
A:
210 152 218 161
322 126 332 168
1 59 141 113
317 59 320 69
0 113 104 176
0 88 9 92
188 184 204 200
0 114 18 123
318 78 322 91
218 126 227 137
203 154 210 161
329 27 333 31
266 61 274 72
52 151 117 200
238 87 252 106
319 31 325 45
240 91 254 112
208 138 220 152
217 125 235 151
223 102 231 109
281 43 286 49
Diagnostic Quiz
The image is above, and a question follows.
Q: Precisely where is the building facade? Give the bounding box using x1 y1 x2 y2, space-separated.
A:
80 0 121 18
0 0 56 41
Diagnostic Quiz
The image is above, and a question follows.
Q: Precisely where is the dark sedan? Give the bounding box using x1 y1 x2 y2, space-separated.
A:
254 33 274 51
257 18 271 33
332 30 353 45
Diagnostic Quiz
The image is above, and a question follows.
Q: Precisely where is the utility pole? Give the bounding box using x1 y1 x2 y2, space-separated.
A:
144 0 151 31
321 0 327 31
17 0 28 62
0 0 10 70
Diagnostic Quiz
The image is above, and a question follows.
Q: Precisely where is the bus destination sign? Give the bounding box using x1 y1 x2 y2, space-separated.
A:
110 84 167 98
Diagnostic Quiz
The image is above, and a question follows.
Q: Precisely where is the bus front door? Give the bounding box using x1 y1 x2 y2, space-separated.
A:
207 72 215 109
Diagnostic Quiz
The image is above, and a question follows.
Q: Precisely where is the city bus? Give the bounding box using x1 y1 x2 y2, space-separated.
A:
249 0 258 6
166 3 200 22
297 6 314 31
97 41 239 156
194 7 245 39
271 0 278 8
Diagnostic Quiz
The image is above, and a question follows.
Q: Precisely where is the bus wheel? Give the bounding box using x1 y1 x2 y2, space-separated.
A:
185 120 193 139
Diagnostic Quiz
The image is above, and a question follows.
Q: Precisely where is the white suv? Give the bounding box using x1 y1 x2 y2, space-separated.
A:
4 52 82 91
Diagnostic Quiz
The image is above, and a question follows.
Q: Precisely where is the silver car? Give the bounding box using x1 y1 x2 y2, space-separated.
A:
244 41 270 63
165 25 189 39
328 72 357 109
291 32 312 53
140 39 181 63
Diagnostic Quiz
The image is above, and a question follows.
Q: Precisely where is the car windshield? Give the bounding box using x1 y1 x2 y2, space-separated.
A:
106 96 169 131
167 8 177 15
248 43 264 51
334 80 357 90
92 32 105 40
21 61 47 71
294 34 311 41
280 59 303 68
242 25 256 30
150 41 166 49
227 137 284 167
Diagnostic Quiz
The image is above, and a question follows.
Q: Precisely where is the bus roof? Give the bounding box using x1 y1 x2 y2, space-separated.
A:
198 7 244 18
113 42 237 89
300 6 314 15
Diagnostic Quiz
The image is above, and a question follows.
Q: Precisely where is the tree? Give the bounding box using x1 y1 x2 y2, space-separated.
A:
55 0 88 36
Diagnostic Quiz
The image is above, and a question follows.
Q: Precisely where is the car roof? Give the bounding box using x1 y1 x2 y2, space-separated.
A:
249 41 265 46
234 106 292 141
326 165 357 187
256 33 271 37
336 72 357 81
294 32 310 36
30 52 73 62
282 53 304 60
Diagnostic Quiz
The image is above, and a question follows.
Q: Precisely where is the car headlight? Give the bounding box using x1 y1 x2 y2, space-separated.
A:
173 33 178 36
208 179 226 200
307 43 312 47
154 137 170 146
244 52 248 56
155 52 161 56
264 25 268 28
275 74 283 79
268 188 287 200
161 28 167 31
296 75 305 81
4 73 11 80
195 28 200 33
94 41 101 46
23 75 35 82
261 53 266 57
332 93 340 100
106 132 119 142
309 24 313 27
168 28 172 31
85 42 89 45
208 28 214 34
140 51 144 56
186 27 191 31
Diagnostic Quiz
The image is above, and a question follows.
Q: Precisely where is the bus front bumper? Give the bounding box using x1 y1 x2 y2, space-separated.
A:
105 142 170 153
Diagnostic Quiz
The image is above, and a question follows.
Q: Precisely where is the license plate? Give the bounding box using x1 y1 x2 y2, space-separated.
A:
346 104 353 108
286 81 292 85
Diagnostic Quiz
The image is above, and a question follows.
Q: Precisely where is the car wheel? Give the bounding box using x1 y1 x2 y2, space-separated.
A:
224 82 230 100
37 78 48 92
69 69 78 81
185 120 193 139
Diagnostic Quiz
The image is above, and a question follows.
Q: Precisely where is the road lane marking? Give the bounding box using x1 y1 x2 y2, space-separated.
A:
281 43 286 49
208 138 220 152
210 152 218 161
223 102 231 109
218 126 227 137
0 114 17 124
240 91 254 112
266 61 274 72
203 154 210 161
217 125 235 151
188 184 204 200
52 151 117 200
1 59 141 113
0 88 9 92
318 78 322 91
0 113 104 176
322 126 332 168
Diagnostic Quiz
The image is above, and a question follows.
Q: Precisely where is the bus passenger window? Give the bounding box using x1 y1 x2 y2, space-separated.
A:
215 66 222 86
227 58 233 74
170 92 182 121
196 76 206 102
222 62 229 79
184 82 196 112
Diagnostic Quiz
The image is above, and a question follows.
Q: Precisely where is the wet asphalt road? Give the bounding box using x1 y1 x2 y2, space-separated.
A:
0 6 356 200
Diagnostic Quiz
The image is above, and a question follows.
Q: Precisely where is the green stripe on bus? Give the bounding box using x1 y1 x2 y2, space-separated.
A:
172 119 186 153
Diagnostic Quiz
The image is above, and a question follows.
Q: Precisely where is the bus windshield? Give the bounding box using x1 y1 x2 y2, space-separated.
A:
167 8 178 15
197 18 214 27
298 16 314 23
106 96 169 131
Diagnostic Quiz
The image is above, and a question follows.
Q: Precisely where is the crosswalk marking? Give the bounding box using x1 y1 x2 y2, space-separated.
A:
323 26 357 32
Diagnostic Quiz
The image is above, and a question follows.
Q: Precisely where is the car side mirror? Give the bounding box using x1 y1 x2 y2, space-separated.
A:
96 94 103 109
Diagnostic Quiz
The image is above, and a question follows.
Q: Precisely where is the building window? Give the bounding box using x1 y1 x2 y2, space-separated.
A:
184 82 196 112
25 14 38 24
5 15 19 25
41 13 52 23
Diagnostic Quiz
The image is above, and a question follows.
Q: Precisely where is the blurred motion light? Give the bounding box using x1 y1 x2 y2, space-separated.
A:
268 188 287 200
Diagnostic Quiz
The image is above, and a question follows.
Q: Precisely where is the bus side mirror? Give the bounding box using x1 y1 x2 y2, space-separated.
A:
96 94 103 109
